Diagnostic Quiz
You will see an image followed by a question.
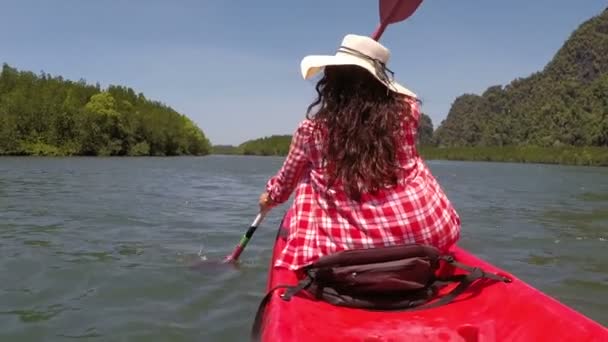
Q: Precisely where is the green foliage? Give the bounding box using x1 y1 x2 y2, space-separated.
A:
129 142 150 156
417 113 434 146
238 135 293 156
224 116 435 157
0 64 211 156
434 9 608 149
19 141 62 156
212 145 240 155
419 146 608 167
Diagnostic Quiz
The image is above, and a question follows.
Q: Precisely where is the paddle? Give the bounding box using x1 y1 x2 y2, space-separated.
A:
372 0 424 40
188 212 265 270
223 212 266 263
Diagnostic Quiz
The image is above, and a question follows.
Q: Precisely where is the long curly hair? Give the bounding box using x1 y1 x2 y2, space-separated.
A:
306 65 412 201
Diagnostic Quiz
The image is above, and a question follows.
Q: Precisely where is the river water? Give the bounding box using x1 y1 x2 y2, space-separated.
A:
1 156 606 341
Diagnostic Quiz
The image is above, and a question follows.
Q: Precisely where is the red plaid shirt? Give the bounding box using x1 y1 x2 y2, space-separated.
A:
266 99 461 270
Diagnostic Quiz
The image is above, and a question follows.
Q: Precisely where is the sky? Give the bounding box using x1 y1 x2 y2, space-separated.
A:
1 0 606 145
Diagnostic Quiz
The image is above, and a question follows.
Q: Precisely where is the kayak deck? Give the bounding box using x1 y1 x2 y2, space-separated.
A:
258 229 608 341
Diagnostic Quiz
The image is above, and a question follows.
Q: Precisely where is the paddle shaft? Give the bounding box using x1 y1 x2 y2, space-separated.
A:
371 0 401 40
224 213 265 262
372 0 424 41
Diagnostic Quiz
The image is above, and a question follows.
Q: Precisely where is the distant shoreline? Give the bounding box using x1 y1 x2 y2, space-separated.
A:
4 146 607 167
211 146 608 167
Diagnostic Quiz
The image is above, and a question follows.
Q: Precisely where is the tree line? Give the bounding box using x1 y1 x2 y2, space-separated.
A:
0 63 211 156
212 113 435 156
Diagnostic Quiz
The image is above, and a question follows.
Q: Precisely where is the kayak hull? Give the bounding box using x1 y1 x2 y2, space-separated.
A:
257 228 608 341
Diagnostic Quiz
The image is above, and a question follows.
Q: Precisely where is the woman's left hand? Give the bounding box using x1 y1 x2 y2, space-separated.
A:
259 192 273 213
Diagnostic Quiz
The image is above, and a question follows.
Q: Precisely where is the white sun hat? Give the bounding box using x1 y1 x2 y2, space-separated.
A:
300 34 417 98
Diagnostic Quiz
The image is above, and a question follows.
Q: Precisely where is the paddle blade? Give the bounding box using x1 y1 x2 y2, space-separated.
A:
380 0 423 24
372 0 424 40
222 213 265 262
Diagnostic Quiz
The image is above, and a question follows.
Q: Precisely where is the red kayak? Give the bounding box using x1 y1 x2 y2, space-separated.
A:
254 228 608 341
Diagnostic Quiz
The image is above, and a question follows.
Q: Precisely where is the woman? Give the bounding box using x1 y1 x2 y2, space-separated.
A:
259 34 460 271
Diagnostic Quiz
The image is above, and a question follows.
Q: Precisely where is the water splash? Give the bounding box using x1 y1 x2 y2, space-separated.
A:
198 249 208 261
197 241 208 261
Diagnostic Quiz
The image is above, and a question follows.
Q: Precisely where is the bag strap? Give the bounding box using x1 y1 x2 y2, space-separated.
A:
280 275 313 301
441 255 512 283
412 270 482 310
405 256 512 311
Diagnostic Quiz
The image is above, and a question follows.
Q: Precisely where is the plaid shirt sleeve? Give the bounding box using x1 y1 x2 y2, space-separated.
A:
265 120 311 204
409 97 421 122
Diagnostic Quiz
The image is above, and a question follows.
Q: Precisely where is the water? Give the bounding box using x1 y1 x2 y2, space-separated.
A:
0 156 606 341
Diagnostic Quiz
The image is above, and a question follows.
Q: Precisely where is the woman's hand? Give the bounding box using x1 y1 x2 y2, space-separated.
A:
259 192 274 214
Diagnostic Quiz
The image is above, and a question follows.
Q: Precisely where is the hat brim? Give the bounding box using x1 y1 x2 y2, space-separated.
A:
300 54 417 98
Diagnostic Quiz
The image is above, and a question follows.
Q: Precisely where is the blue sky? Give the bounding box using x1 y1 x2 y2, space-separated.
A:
1 1 605 145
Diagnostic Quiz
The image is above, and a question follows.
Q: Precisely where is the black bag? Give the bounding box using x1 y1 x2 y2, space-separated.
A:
251 244 511 340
